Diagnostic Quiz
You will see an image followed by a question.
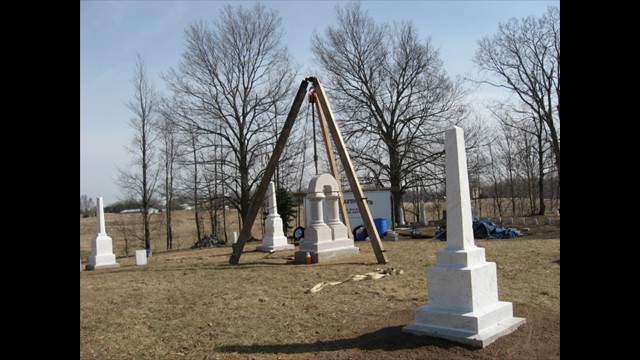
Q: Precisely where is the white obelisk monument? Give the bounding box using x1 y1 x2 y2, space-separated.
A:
256 182 295 252
402 126 525 348
86 197 120 270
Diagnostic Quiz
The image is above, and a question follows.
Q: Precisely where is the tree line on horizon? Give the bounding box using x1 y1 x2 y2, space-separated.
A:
81 2 559 253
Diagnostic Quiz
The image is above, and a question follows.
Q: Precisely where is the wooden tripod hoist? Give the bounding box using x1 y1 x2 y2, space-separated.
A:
229 77 388 265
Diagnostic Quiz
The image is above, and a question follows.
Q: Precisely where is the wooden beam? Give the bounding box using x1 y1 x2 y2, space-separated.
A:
229 78 310 264
313 98 352 238
313 81 389 264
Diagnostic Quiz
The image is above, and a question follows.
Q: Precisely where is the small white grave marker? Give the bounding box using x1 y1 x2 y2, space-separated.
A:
135 250 147 265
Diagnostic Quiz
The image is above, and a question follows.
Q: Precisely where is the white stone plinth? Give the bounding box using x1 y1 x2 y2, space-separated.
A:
403 304 525 348
135 250 148 265
256 213 294 252
86 234 120 270
403 126 524 348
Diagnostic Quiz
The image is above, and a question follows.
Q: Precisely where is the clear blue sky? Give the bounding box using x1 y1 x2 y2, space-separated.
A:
80 0 559 205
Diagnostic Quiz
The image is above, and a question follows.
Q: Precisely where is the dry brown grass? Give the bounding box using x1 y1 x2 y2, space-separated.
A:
80 210 560 360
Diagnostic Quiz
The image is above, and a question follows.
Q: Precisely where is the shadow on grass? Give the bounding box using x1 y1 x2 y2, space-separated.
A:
212 261 386 272
216 325 475 355
84 256 381 275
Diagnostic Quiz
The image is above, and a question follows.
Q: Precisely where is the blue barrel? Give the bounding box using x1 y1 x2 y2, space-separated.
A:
374 218 388 237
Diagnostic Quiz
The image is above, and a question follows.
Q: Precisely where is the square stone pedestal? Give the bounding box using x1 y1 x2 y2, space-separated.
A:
403 301 525 348
402 253 525 348
85 235 120 270
294 246 359 264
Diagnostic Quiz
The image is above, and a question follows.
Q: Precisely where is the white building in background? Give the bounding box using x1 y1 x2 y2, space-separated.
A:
119 208 159 214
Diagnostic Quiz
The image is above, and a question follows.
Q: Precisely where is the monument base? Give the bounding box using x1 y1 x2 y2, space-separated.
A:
294 246 359 264
86 253 120 271
402 302 525 348
256 243 295 252
85 262 120 271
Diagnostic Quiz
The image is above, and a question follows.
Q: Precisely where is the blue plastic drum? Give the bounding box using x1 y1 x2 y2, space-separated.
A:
374 218 388 237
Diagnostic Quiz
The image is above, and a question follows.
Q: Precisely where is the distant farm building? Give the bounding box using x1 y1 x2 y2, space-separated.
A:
119 208 159 214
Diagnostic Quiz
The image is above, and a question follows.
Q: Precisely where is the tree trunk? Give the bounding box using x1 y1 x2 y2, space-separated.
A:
537 117 546 216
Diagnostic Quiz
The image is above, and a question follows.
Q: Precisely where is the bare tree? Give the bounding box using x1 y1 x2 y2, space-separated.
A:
311 2 472 225
487 101 555 216
517 121 538 215
187 132 203 242
163 2 297 229
499 123 519 217
158 107 181 250
116 215 130 257
118 54 160 254
485 140 506 217
269 101 310 193
474 6 560 196
199 143 225 239
80 194 95 217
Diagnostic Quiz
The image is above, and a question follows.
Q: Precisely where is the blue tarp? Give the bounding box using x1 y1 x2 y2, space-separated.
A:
472 219 520 239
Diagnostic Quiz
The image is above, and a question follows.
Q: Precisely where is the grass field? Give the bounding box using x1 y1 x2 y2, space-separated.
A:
80 209 560 359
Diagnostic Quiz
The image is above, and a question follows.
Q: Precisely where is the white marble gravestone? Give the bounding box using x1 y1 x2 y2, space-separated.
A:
402 126 525 348
256 182 295 252
294 174 359 263
86 197 120 270
135 250 147 265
